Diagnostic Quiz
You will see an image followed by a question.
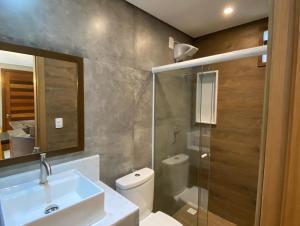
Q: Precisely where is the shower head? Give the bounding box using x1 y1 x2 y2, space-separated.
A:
174 43 199 62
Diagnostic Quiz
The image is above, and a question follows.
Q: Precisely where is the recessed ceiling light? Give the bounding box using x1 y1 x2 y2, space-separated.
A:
224 7 234 15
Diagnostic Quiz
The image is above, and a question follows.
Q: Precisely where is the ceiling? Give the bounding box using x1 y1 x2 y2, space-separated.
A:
126 0 269 38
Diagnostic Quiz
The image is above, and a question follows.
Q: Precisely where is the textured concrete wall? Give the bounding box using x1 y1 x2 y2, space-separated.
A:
153 70 194 215
154 70 193 174
0 0 192 186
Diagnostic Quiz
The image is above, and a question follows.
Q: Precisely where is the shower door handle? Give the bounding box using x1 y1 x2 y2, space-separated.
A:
201 153 208 159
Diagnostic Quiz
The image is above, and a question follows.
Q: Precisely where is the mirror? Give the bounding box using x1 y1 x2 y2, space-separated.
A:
0 42 84 164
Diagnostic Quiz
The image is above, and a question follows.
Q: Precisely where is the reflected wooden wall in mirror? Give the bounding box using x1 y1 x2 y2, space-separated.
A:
0 42 84 166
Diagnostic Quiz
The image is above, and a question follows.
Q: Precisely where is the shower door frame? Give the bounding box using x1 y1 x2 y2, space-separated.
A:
151 45 268 226
151 45 267 170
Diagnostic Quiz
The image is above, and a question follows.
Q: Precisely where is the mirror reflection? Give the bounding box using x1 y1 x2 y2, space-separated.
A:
0 50 35 160
0 47 82 162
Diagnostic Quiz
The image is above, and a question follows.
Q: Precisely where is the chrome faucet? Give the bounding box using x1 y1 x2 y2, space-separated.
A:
40 153 52 184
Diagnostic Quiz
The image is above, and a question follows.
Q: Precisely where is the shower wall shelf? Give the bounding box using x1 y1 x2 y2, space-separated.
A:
187 130 200 151
196 70 218 125
186 130 210 152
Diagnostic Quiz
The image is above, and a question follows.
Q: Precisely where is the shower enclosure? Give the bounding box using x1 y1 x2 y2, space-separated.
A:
152 46 267 226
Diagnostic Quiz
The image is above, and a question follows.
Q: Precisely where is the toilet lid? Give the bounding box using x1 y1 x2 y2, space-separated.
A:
140 211 183 226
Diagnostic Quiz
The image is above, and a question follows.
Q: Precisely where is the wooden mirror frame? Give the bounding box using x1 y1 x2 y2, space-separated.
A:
0 41 84 167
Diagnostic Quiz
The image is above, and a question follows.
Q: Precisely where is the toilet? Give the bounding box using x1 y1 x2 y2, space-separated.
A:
161 154 189 196
116 168 183 226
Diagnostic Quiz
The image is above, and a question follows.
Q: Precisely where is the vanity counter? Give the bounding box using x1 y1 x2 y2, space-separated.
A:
93 181 139 226
0 155 139 226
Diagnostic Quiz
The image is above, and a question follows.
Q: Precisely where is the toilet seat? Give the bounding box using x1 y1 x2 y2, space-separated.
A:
140 211 183 226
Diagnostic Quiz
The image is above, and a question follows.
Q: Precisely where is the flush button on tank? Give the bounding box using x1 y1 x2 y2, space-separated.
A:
135 173 140 177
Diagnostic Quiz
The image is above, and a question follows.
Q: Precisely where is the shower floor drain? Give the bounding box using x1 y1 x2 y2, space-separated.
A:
186 207 197 215
44 204 59 215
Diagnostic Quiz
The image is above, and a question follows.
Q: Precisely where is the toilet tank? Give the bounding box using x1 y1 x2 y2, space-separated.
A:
116 168 154 220
162 154 189 196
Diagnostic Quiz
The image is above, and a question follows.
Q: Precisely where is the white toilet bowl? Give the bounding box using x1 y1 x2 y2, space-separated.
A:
140 211 182 226
116 168 183 226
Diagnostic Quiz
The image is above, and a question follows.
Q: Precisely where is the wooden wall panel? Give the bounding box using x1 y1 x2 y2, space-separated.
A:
259 0 300 225
194 19 268 226
44 58 78 151
36 57 78 152
280 4 300 224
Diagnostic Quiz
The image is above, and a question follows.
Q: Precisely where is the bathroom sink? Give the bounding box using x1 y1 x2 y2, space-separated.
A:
0 169 105 226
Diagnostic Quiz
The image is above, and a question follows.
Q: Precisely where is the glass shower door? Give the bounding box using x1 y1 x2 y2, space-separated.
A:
153 67 211 226
153 49 267 226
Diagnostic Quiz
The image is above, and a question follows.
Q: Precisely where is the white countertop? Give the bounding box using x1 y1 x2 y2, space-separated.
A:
93 181 139 226
0 155 139 226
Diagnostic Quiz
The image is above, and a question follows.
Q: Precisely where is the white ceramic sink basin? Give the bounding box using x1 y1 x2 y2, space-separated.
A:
0 169 105 226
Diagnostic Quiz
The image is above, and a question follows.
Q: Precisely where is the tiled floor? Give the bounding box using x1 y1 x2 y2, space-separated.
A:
173 204 237 226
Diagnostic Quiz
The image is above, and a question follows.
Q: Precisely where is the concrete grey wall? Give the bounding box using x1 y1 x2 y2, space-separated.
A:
154 70 193 175
0 0 192 186
153 70 194 215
